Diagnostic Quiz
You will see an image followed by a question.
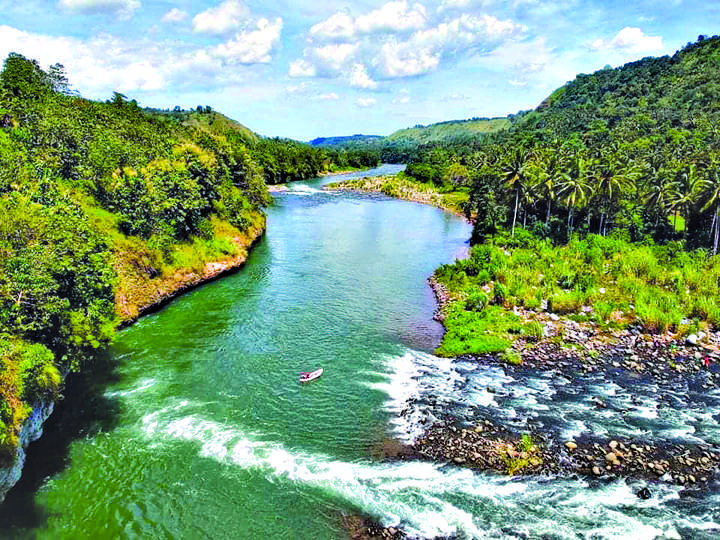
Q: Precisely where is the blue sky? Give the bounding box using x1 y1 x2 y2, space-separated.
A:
0 1 716 140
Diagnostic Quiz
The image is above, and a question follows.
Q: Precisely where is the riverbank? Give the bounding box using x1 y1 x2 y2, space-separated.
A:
0 213 266 503
115 213 266 324
324 174 469 219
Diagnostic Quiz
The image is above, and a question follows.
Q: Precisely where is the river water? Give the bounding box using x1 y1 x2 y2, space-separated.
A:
1 165 719 539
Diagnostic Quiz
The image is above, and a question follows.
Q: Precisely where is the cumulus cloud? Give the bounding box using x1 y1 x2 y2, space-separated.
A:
161 8 187 24
213 18 283 64
192 0 251 35
58 0 140 17
310 1 428 40
288 59 317 78
356 97 377 107
291 6 524 86
0 22 283 98
591 27 663 53
314 43 358 71
349 63 378 89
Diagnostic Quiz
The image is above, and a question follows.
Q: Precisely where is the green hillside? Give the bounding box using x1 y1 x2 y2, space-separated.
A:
397 35 720 357
385 117 511 145
309 134 384 147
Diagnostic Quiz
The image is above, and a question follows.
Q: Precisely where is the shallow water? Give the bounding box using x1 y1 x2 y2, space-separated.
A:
1 165 719 539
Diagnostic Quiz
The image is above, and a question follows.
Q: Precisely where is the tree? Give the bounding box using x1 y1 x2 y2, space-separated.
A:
502 147 532 236
558 152 592 231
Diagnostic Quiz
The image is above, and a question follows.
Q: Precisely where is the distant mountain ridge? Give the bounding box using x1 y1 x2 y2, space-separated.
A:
309 117 511 149
309 134 384 146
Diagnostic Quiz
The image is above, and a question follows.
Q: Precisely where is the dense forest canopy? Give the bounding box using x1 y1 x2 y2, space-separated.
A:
0 52 365 464
398 35 720 251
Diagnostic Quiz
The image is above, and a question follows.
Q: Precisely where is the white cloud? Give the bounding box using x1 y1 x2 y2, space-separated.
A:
349 63 378 89
316 92 339 100
591 27 663 53
311 1 428 40
192 0 251 35
213 18 283 64
288 59 317 78
380 39 440 77
314 43 358 71
161 8 187 24
291 9 524 86
310 12 356 40
0 23 284 98
356 97 377 107
392 89 412 104
355 1 428 34
58 0 140 17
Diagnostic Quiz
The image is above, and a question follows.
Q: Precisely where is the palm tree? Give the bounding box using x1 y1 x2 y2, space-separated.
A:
591 149 638 235
530 147 568 225
667 161 704 239
558 152 593 231
701 157 720 254
502 147 531 236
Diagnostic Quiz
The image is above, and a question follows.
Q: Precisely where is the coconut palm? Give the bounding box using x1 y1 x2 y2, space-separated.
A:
558 152 593 231
502 147 532 236
667 161 704 238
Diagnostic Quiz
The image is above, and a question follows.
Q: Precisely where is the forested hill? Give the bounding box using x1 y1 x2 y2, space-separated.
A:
0 52 343 467
386 117 511 145
516 34 720 137
309 134 384 147
401 35 720 251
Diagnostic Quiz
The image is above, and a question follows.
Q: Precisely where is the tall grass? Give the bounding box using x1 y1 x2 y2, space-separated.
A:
434 229 720 356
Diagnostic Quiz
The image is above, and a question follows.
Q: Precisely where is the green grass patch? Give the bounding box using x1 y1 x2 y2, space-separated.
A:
434 229 720 337
436 305 519 357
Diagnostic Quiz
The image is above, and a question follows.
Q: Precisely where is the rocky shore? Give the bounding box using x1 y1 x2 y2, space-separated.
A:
411 419 719 488
346 277 720 538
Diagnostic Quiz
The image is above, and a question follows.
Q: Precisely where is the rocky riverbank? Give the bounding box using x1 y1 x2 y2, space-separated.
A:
412 419 720 488
116 219 265 324
324 176 469 219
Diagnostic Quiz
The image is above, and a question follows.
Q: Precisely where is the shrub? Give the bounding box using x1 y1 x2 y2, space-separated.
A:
501 349 522 365
523 321 544 341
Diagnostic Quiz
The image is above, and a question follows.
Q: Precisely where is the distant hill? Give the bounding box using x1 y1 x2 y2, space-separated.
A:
146 108 259 145
309 134 384 147
309 118 512 156
385 117 511 145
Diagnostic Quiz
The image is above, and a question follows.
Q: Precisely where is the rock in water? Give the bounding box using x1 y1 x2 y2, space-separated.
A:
637 487 652 500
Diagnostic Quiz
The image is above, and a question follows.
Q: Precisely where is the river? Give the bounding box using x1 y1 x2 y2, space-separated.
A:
1 165 719 539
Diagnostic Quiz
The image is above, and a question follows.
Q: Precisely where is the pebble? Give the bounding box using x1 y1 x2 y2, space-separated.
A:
565 441 578 450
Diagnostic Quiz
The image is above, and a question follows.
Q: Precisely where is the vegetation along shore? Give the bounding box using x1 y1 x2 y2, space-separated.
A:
0 53 373 500
338 35 720 538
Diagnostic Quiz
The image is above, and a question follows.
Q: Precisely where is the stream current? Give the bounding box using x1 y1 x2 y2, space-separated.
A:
1 165 719 539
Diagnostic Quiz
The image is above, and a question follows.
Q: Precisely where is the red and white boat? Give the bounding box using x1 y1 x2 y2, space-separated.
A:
299 368 323 383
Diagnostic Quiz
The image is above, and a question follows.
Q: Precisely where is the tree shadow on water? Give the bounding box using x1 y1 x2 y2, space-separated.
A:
0 350 125 537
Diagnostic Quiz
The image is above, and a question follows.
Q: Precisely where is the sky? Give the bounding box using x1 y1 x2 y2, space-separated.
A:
0 1 716 140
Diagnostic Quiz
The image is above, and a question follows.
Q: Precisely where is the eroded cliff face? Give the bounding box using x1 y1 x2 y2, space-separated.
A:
0 402 54 503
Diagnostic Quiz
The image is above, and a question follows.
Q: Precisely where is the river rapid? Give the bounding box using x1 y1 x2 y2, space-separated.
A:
1 165 719 539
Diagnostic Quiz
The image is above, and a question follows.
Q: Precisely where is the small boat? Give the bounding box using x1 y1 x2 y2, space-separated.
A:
299 368 323 383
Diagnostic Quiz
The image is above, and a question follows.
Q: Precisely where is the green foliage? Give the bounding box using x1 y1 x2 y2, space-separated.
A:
500 349 522 365
0 52 324 461
436 229 720 340
436 305 518 357
0 338 59 465
501 434 543 475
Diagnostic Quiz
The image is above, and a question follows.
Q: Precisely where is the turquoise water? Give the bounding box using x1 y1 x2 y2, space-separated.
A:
2 166 719 539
